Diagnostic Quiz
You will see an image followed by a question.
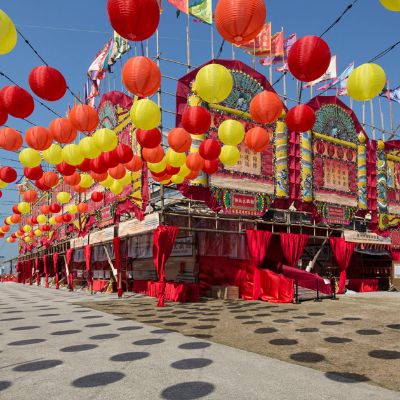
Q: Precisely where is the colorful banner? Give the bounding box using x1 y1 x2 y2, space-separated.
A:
301 131 313 202
304 55 337 88
275 121 289 198
189 0 212 24
380 83 400 104
260 33 296 67
168 0 188 13
317 62 354 96
238 23 271 57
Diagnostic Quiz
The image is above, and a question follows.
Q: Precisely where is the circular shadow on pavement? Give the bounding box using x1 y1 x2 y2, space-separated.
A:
179 342 211 350
13 359 63 372
117 326 143 331
254 327 278 334
72 372 125 388
356 329 381 336
133 338 164 346
10 326 40 331
290 352 325 363
0 381 11 392
325 371 370 383
85 323 111 328
324 337 352 344
151 329 174 334
387 324 400 330
296 328 319 333
161 381 215 400
369 350 400 360
51 330 81 336
8 339 46 346
60 344 98 352
49 320 73 324
110 352 150 362
171 358 213 370
269 339 298 346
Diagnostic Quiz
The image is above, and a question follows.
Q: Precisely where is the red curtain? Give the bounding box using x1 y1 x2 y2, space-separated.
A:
246 230 272 300
53 252 59 289
329 237 355 294
280 233 309 268
43 255 48 288
84 245 92 289
113 237 122 297
35 257 40 285
391 248 400 261
66 248 74 290
153 225 179 306
255 269 294 303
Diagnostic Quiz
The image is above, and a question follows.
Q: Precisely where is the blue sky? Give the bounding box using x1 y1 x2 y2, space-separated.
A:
0 0 399 258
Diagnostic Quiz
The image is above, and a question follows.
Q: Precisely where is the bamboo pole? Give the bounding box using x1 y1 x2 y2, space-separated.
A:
370 99 376 140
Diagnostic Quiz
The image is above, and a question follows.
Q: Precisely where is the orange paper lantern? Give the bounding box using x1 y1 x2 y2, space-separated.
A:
250 91 283 124
49 118 77 144
0 127 23 151
25 126 53 150
142 145 164 163
68 104 99 133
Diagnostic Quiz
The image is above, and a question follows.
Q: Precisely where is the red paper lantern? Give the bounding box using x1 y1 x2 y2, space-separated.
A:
12 205 21 215
203 159 219 175
245 127 271 152
23 189 38 203
25 126 53 151
73 185 86 194
91 171 108 182
50 204 61 213
41 224 50 232
0 166 17 183
285 104 316 132
91 191 104 202
0 107 8 126
31 217 38 225
250 91 283 124
90 157 109 174
168 128 192 152
10 214 21 224
0 85 34 118
122 56 161 97
113 143 134 164
77 158 92 172
55 215 64 223
107 0 160 42
63 214 72 223
41 205 51 214
165 165 180 175
182 106 211 135
35 178 51 191
142 145 164 163
24 166 43 181
28 66 67 101
42 171 59 188
136 128 161 148
49 118 77 144
186 152 205 171
199 139 221 161
1 225 9 233
288 36 331 83
56 161 76 176
0 127 23 151
108 164 126 179
68 104 99 132
215 0 266 45
125 155 143 172
186 170 199 180
77 203 88 213
101 151 119 169
64 172 81 186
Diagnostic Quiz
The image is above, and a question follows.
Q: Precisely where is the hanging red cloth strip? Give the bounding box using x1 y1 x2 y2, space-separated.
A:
22 261 26 284
280 233 309 268
35 257 40 285
245 230 273 300
153 225 179 307
43 255 48 288
28 259 33 285
391 248 400 261
84 245 92 290
53 252 59 289
329 237 355 294
66 248 74 290
113 237 122 298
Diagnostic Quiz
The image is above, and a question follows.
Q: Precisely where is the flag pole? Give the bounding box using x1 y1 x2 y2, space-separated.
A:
281 27 287 106
211 23 214 59
232 44 235 60
269 64 272 83
370 99 376 140
378 97 385 141
186 5 191 73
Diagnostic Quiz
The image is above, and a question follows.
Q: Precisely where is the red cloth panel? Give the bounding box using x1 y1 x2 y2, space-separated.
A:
84 245 92 287
280 233 309 268
347 279 379 293
254 269 294 303
330 237 355 294
92 279 109 292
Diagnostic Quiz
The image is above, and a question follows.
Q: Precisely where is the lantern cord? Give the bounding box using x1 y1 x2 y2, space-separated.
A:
16 28 82 104
368 40 400 63
0 71 63 118
216 39 226 59
319 0 359 38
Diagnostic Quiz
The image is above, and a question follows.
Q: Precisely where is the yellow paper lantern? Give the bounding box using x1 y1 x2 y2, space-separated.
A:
62 144 84 166
34 229 42 237
347 63 386 101
49 216 56 225
23 225 32 233
99 175 113 188
57 191 71 204
24 237 32 243
42 144 63 165
0 10 17 55
6 237 11 243
218 119 245 145
380 0 400 11
160 179 171 185
18 202 31 214
118 173 131 186
19 148 41 168
177 164 191 178
110 180 123 194
6 216 12 225
37 214 46 224
171 174 184 184
79 137 101 159
166 148 186 168
130 99 161 130
147 158 167 173
0 180 7 189
195 64 233 104
79 174 94 188
73 219 80 230
67 204 78 214
93 128 118 151
219 145 240 166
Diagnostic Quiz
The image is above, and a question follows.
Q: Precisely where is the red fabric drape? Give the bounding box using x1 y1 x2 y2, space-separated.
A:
84 245 92 289
246 230 273 300
280 233 309 268
66 248 74 290
255 269 294 303
391 249 400 261
29 259 33 285
153 225 179 306
35 257 40 285
43 255 48 288
113 237 122 297
53 252 59 289
329 237 355 294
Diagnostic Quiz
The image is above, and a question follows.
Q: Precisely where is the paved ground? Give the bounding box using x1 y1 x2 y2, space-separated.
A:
0 283 399 400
